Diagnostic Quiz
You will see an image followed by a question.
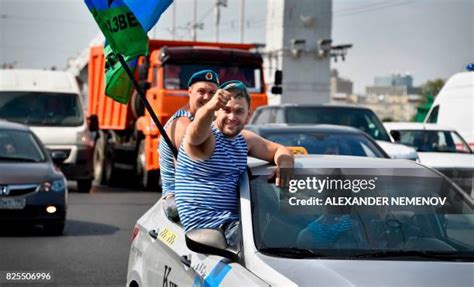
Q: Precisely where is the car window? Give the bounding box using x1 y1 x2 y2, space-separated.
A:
398 130 471 153
252 109 272 124
284 107 391 141
0 92 83 126
426 105 439 123
452 131 472 153
250 168 474 259
0 130 46 162
263 132 386 158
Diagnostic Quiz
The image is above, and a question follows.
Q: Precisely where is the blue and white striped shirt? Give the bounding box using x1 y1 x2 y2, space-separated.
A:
175 125 248 232
159 109 194 198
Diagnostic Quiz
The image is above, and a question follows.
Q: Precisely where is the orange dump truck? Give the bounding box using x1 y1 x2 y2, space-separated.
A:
88 40 268 189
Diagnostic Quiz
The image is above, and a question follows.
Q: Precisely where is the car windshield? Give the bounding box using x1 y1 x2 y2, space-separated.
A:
250 167 474 260
285 107 391 141
0 130 45 162
0 92 83 126
164 64 262 93
397 129 472 153
263 132 386 158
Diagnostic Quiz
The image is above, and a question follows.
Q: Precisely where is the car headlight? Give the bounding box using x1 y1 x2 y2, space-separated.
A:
39 179 66 192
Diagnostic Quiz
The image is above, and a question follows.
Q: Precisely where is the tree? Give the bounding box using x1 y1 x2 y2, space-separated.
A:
421 79 445 98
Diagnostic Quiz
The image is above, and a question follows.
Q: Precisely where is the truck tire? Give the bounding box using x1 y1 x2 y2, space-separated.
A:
130 91 145 120
104 142 120 186
77 179 93 193
93 134 107 185
136 140 160 191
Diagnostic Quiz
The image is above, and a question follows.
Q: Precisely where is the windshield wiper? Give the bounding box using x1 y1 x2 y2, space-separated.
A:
351 250 472 261
0 156 38 162
259 247 328 258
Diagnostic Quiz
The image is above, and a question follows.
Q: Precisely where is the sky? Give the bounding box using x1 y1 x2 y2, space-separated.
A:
0 0 472 93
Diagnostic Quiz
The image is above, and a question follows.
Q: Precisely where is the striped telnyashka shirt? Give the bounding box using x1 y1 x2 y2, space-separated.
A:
175 125 248 232
159 109 194 198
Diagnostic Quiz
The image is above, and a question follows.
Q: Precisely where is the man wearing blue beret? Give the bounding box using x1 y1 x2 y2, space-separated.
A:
159 69 220 221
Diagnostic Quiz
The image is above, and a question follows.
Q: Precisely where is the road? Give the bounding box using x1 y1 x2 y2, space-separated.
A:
0 183 160 287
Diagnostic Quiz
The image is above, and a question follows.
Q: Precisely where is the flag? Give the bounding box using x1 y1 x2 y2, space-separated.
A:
85 0 173 103
104 44 138 104
84 0 149 58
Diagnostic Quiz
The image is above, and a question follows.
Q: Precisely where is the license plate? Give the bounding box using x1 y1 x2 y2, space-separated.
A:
0 198 26 209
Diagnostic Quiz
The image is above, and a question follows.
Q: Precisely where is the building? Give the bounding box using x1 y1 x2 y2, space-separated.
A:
330 69 353 96
362 73 422 121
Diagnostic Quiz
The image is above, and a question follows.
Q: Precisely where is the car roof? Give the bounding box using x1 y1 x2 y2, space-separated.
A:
248 154 421 171
245 124 366 134
0 119 32 132
384 122 456 131
255 103 373 111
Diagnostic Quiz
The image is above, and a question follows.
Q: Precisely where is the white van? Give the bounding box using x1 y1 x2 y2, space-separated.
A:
0 69 95 193
425 69 474 148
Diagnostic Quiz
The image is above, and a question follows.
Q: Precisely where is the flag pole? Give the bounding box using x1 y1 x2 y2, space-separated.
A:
116 54 178 159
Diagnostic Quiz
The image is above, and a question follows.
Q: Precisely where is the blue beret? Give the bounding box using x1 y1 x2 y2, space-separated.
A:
187 69 220 87
219 80 248 94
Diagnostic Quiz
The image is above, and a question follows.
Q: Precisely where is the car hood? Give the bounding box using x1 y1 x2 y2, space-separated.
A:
255 253 474 287
376 140 418 160
417 152 474 169
29 126 82 146
0 162 59 184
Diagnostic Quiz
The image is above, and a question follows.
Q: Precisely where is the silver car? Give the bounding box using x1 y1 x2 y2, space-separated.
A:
127 155 474 286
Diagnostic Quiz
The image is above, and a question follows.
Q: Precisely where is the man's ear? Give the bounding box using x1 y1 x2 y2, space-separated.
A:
245 110 253 125
188 86 193 94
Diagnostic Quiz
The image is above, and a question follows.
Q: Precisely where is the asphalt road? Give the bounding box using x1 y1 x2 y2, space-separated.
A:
0 183 160 287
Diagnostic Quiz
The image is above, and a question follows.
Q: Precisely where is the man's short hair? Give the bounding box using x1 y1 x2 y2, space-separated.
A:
219 80 251 108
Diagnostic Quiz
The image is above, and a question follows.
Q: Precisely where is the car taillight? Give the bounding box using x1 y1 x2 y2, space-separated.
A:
131 225 140 243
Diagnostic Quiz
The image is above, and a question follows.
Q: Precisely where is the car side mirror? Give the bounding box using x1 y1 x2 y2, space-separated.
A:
51 151 68 165
185 229 238 262
271 70 283 94
271 86 282 95
88 115 99 132
390 130 401 142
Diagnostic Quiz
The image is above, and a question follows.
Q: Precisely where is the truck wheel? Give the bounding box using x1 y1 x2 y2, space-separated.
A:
136 140 160 190
93 135 107 185
131 91 145 119
77 179 92 193
104 147 119 185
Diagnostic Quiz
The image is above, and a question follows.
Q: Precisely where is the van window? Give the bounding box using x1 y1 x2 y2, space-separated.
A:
0 92 84 126
426 105 439 123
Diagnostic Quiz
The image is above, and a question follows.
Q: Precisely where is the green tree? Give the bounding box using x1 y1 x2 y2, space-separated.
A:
421 79 445 98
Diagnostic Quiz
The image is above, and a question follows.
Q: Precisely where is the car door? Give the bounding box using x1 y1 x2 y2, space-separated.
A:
141 203 196 287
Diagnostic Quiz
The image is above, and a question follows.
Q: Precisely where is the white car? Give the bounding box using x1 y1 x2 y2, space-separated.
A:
249 104 419 161
127 155 474 287
385 122 474 197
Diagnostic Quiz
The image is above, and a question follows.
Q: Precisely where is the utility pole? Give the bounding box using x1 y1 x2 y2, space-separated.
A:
192 0 197 41
172 0 176 40
240 0 245 43
215 0 227 42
